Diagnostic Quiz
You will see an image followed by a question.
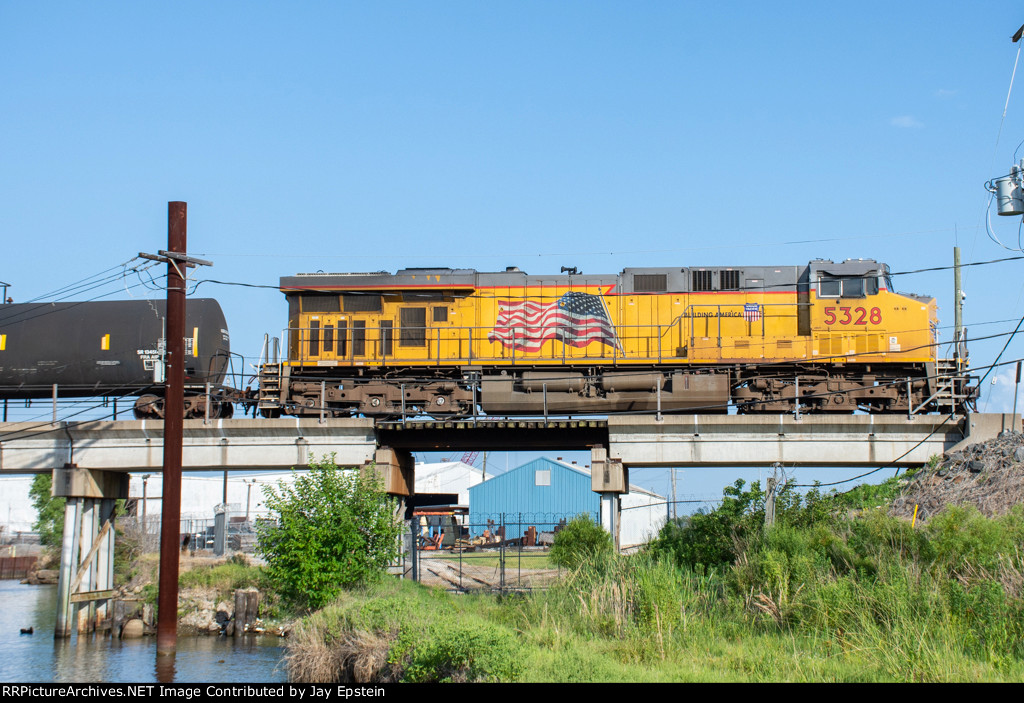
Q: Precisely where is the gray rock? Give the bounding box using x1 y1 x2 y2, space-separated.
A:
969 461 985 473
122 619 145 639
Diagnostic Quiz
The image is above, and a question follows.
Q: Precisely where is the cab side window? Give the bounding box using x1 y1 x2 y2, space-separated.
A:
819 277 841 297
819 275 877 298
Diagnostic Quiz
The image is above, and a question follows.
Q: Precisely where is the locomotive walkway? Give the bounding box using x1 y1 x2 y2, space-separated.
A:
0 412 1017 474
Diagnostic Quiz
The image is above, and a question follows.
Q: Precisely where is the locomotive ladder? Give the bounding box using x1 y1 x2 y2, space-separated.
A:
257 363 283 412
911 358 972 416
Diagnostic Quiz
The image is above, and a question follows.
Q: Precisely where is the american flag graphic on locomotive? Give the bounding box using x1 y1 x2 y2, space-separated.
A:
488 291 621 352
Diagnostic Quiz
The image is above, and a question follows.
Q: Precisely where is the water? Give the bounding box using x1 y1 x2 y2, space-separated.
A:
0 580 288 682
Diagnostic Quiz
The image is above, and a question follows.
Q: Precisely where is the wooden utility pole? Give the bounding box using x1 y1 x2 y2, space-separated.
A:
954 246 963 372
156 202 187 656
141 203 212 657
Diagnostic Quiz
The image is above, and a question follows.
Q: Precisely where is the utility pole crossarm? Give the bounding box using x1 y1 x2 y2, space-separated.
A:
138 250 212 283
157 250 213 268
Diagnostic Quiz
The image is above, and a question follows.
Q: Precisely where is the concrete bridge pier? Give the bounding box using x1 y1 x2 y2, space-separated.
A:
367 446 415 498
53 466 128 638
368 447 415 573
591 446 628 551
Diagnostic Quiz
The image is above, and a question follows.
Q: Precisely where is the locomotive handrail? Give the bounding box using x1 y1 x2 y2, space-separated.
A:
282 323 690 365
277 318 845 368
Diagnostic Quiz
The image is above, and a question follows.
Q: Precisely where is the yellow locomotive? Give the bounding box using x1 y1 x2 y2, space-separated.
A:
256 259 973 418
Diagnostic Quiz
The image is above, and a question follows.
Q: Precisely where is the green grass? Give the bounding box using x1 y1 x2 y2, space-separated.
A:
178 557 270 592
285 503 1024 683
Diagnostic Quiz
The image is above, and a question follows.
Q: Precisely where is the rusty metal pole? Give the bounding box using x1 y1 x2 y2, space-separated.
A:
157 201 187 656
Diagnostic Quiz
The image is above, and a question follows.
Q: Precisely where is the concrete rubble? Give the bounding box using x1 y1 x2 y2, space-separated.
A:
891 431 1024 522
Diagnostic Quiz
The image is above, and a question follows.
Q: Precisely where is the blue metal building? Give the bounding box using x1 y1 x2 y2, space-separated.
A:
467 457 599 534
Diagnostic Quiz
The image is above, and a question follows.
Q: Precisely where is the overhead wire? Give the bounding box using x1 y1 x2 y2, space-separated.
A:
980 36 1024 256
5 261 136 305
0 274 167 328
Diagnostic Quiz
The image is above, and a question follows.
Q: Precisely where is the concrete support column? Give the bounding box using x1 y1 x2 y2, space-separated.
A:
51 467 128 639
77 500 95 633
96 498 116 630
598 493 621 552
591 446 627 552
368 446 415 497
55 497 81 638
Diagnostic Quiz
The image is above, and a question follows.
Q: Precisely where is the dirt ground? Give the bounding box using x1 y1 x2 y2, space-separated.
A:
414 552 562 590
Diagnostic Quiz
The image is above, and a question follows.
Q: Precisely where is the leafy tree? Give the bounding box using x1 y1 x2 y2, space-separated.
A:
29 474 65 547
256 455 402 610
549 515 614 570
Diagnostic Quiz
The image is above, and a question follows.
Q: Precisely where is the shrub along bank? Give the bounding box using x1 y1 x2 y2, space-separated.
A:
286 474 1024 683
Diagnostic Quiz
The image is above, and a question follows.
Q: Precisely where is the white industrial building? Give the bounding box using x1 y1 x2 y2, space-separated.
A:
413 461 484 505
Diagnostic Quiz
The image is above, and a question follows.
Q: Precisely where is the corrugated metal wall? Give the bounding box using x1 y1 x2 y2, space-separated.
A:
468 458 599 532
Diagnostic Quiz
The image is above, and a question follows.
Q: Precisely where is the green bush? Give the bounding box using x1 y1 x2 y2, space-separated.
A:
29 474 65 547
257 455 401 610
926 505 1022 576
549 515 614 570
402 619 524 682
288 580 523 683
650 479 769 569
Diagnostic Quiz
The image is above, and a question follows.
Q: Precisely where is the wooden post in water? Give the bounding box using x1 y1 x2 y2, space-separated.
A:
233 588 260 636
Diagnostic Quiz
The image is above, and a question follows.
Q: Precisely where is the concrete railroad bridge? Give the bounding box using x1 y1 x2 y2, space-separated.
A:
1 412 1017 636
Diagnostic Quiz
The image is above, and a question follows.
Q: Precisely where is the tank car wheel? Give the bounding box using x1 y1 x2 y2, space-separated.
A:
259 407 282 419
133 394 164 419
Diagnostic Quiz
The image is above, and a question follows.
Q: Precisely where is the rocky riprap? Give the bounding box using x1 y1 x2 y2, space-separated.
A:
891 431 1024 522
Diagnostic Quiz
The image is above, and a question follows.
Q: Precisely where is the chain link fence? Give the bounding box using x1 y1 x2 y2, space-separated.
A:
124 505 269 554
398 512 596 592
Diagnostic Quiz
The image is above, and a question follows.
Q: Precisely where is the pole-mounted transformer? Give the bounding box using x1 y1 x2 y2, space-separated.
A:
993 162 1024 216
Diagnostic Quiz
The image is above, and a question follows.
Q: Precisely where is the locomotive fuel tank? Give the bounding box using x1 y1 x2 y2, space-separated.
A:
0 299 230 398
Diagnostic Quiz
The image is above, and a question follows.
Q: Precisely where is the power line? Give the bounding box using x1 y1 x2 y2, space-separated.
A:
3 261 138 305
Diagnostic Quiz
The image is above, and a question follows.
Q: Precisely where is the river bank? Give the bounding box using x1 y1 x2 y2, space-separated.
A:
0 580 287 683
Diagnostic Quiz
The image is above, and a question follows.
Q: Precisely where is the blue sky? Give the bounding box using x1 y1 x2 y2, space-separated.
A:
4 2 1024 501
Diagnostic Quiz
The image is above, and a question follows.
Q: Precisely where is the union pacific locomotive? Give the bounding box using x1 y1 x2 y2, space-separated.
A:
256 259 976 418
